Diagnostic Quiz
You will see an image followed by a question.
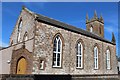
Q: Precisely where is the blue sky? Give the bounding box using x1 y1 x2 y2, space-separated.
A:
1 2 119 56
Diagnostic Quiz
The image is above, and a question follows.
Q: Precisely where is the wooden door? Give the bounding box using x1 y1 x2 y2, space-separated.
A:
16 58 27 74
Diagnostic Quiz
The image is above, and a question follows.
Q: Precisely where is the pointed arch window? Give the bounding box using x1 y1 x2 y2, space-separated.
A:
99 27 101 34
106 49 111 69
53 35 62 67
94 46 98 69
76 42 83 68
17 20 22 42
24 35 28 41
90 27 93 32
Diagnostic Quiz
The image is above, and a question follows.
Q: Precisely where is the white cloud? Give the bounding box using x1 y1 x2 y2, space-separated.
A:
104 25 118 33
104 26 113 32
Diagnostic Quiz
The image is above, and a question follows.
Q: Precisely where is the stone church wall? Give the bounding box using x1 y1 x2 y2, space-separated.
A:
33 21 117 75
70 32 117 74
1 7 117 75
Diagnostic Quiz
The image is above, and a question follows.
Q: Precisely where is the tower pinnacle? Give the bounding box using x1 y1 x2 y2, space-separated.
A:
100 14 104 23
111 32 116 44
94 10 97 19
86 13 89 23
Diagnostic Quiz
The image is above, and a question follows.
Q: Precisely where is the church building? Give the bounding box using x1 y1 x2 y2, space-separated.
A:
0 6 118 75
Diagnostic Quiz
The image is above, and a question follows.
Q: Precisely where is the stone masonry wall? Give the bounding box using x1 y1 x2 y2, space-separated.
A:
86 21 104 38
33 21 118 75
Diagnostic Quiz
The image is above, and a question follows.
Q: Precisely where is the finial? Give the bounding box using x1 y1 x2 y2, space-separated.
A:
99 14 104 23
86 13 89 20
94 10 97 19
86 13 89 23
100 14 103 20
22 5 26 10
111 32 116 44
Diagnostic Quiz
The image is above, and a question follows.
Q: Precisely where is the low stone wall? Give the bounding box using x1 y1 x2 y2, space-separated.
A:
71 74 120 80
0 74 120 80
1 74 34 80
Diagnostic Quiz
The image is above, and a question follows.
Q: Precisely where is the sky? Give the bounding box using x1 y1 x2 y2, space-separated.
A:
1 2 119 56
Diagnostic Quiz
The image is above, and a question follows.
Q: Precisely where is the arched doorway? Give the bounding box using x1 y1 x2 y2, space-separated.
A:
10 47 33 74
16 57 27 74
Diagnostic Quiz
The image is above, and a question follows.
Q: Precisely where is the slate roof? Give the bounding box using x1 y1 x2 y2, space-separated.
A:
35 13 115 45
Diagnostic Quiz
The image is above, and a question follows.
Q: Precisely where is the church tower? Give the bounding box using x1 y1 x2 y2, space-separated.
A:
86 11 104 38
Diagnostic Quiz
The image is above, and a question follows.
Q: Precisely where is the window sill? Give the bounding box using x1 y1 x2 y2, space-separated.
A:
107 68 111 70
39 68 44 70
94 68 99 70
52 66 62 68
76 67 83 69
